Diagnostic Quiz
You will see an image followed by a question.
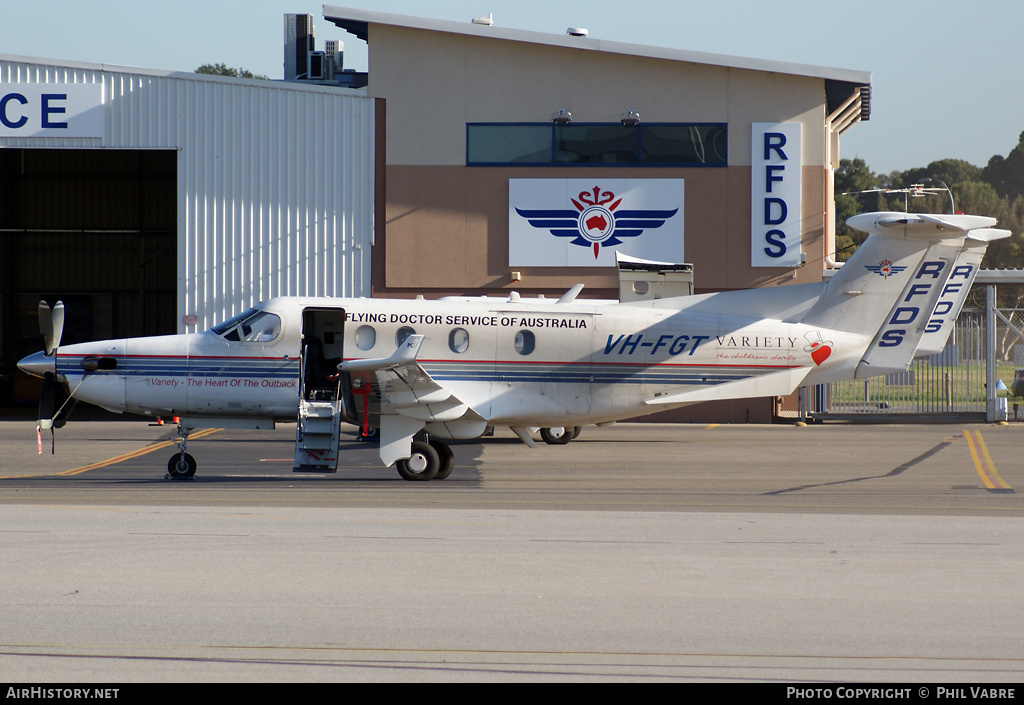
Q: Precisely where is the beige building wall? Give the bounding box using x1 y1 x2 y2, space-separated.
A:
365 25 831 300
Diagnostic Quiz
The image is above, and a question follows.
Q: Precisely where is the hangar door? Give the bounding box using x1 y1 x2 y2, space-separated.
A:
0 149 177 408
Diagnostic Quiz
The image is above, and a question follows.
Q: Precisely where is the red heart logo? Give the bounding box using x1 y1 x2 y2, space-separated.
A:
810 343 832 366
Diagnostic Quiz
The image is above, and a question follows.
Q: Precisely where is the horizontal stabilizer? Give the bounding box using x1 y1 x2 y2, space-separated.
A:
847 212 998 237
965 227 1013 243
644 367 811 406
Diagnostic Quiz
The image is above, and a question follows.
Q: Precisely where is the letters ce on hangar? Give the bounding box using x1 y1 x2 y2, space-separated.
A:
0 6 870 423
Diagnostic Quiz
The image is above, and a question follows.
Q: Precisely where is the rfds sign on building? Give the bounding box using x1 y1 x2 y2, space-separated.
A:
509 179 685 267
751 123 801 268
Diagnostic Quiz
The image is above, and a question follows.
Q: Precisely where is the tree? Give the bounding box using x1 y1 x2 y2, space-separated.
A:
897 158 981 192
833 158 881 260
982 131 1024 201
833 135 1024 267
195 63 268 80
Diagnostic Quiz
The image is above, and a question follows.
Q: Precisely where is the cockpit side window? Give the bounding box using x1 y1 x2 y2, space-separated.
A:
210 308 281 344
242 312 282 342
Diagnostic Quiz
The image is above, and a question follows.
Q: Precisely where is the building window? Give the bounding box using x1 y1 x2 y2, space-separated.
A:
466 124 552 164
467 123 727 167
641 124 726 164
555 124 639 164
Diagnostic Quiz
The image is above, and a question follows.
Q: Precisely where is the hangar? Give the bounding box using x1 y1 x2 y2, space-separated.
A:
1 7 871 423
0 56 375 406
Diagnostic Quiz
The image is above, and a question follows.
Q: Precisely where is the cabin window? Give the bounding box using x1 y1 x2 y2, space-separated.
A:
396 326 416 347
355 325 376 351
448 328 470 354
514 330 535 355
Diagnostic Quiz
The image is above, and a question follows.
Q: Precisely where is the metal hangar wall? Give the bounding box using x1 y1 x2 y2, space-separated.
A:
0 57 374 407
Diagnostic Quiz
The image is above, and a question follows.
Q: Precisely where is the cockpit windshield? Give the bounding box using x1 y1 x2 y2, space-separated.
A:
209 309 282 343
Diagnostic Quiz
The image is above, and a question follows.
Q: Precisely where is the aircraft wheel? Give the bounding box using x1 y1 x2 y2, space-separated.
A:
571 426 583 439
396 441 439 481
430 439 455 480
167 452 197 478
540 426 573 445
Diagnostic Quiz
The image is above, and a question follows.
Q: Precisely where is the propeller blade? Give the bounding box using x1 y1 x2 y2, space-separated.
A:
52 301 65 352
38 300 65 356
38 301 54 355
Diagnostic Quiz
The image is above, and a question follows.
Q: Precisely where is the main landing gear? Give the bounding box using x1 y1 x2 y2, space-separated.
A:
166 423 197 480
540 426 582 445
395 434 454 482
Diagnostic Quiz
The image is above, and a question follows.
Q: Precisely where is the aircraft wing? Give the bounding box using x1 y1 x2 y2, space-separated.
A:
643 366 812 406
338 335 485 464
339 334 481 421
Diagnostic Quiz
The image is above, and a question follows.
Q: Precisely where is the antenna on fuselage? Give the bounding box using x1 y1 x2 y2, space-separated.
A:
557 284 584 304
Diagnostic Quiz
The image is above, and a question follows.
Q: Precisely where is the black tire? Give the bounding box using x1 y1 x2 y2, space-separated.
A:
167 452 197 478
540 426 572 445
571 426 583 439
430 439 455 480
396 441 439 481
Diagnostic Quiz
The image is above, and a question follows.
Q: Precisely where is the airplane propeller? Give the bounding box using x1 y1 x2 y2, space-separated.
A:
35 300 72 435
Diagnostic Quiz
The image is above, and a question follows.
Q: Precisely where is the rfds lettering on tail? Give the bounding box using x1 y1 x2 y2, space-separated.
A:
18 211 1009 482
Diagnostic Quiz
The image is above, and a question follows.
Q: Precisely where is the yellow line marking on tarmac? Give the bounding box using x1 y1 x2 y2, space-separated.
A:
1 428 221 479
962 429 1013 492
704 424 720 430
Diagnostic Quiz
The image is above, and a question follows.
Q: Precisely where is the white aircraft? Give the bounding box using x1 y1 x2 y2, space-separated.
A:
18 212 1009 481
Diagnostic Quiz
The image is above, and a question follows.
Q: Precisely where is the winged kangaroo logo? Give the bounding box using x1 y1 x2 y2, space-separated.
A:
515 186 678 258
865 259 907 279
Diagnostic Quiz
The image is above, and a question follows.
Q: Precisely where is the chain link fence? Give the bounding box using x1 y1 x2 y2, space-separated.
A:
817 309 988 418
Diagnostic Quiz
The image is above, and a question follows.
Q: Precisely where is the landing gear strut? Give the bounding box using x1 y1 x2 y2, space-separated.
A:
166 424 197 479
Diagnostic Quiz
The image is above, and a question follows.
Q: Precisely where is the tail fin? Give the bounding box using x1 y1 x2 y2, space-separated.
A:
912 236 989 357
802 212 1009 378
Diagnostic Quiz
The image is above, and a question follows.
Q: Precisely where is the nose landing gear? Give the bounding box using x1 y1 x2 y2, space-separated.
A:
166 424 197 479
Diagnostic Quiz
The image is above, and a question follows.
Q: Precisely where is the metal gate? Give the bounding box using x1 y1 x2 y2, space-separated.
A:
816 309 988 418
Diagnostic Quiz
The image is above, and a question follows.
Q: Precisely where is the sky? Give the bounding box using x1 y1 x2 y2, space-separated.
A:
2 0 1021 175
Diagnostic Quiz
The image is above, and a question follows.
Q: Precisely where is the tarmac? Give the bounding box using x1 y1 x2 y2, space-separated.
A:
2 412 1023 681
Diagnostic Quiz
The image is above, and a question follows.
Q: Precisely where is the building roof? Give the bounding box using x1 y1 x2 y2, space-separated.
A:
322 5 872 85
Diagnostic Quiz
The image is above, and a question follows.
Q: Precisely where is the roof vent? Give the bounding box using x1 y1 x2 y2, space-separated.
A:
472 13 493 26
566 27 588 37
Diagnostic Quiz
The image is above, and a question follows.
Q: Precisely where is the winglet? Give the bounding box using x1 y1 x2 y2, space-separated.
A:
339 334 425 372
